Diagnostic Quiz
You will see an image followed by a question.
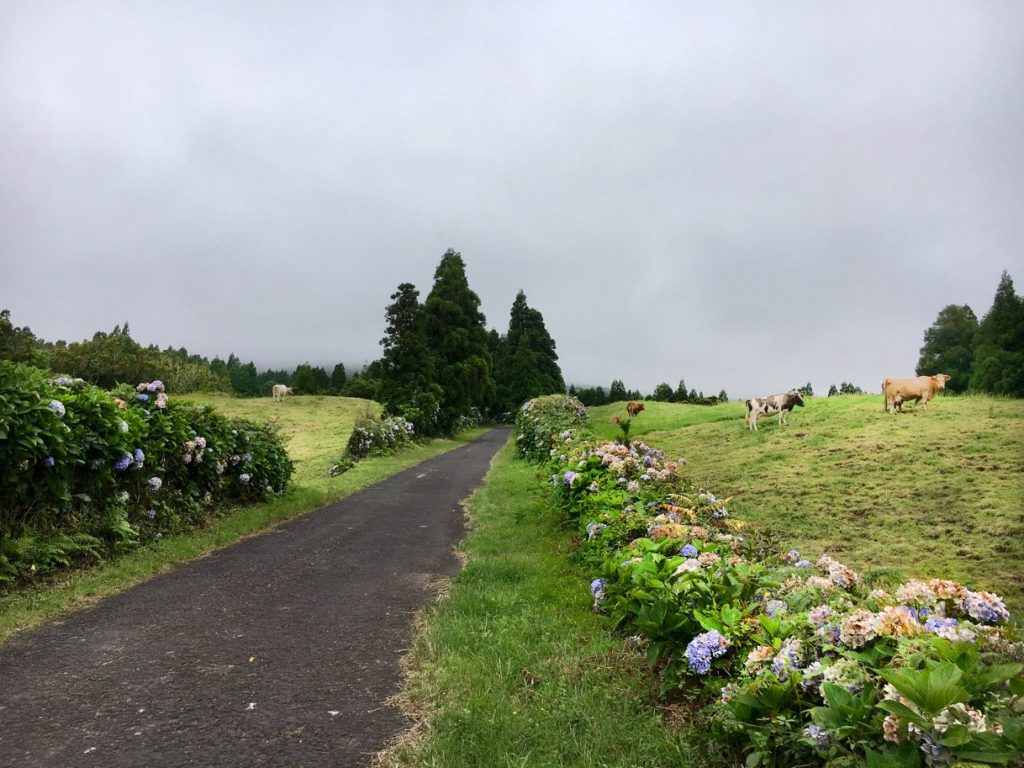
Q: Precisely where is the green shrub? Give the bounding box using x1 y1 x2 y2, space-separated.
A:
0 361 294 588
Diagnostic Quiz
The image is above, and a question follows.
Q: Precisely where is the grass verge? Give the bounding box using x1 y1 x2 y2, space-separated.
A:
0 428 488 646
381 440 694 768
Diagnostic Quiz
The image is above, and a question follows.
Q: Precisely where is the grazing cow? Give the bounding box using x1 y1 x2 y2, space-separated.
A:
626 401 645 417
882 374 950 415
744 391 805 431
271 384 294 401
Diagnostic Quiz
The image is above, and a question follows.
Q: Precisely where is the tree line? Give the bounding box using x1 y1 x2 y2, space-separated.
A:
570 379 729 407
0 311 360 397
916 270 1024 397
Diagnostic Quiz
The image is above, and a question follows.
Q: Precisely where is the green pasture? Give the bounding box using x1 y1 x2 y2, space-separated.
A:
177 392 380 487
590 394 1024 611
1 394 487 644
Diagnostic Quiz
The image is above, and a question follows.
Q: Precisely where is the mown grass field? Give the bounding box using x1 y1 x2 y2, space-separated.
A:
589 394 1024 612
1 394 487 644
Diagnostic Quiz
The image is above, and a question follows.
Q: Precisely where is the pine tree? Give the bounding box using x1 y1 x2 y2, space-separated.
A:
420 250 493 431
379 282 443 434
916 304 978 393
969 271 1024 396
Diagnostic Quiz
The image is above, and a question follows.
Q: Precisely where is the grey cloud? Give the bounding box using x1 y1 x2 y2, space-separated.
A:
2 1 1022 399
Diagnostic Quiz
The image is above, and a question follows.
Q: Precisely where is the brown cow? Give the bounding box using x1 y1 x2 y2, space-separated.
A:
882 374 951 415
626 401 645 417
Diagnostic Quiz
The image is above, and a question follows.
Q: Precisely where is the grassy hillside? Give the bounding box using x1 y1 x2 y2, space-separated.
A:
590 395 1024 611
178 393 379 486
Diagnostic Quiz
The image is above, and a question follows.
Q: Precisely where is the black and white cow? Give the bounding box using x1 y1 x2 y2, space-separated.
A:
744 391 805 431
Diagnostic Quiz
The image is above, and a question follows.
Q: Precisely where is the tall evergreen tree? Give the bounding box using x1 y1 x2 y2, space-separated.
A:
417 252 493 434
674 379 689 403
969 271 1024 396
330 363 347 391
491 290 565 414
378 282 443 434
916 304 978 393
420 250 493 431
609 379 627 401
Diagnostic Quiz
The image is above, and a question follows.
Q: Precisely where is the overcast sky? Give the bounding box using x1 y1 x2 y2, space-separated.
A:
2 2 1022 399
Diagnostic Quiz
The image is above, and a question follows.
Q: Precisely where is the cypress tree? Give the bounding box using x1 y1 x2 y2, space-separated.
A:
421 250 493 431
969 271 1024 396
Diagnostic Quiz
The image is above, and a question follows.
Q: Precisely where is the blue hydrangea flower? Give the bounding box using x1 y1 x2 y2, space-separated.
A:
680 543 699 558
147 476 162 492
138 393 149 402
43 456 55 467
684 630 730 675
113 454 133 472
765 599 787 618
239 473 251 484
803 724 832 750
132 448 145 468
144 509 156 519
795 560 813 568
48 399 66 417
590 578 607 601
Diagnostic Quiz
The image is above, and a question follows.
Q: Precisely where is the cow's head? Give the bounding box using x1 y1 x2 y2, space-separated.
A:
790 392 805 408
933 374 951 389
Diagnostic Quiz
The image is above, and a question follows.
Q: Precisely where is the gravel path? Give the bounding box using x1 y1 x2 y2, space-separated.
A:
0 428 511 768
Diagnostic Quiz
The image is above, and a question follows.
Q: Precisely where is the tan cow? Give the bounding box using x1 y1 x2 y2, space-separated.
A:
882 374 951 414
626 401 645 417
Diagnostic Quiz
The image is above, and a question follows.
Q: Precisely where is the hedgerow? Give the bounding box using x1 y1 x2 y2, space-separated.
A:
519 395 1024 768
0 361 293 588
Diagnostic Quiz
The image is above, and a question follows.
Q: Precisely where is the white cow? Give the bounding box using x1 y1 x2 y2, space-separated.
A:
272 384 294 401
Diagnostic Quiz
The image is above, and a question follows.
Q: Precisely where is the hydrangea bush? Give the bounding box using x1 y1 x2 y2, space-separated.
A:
0 362 294 587
514 393 591 462
344 414 416 459
521 395 1024 768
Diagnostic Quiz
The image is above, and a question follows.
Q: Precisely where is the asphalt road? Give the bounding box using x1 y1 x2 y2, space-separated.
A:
0 428 511 768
